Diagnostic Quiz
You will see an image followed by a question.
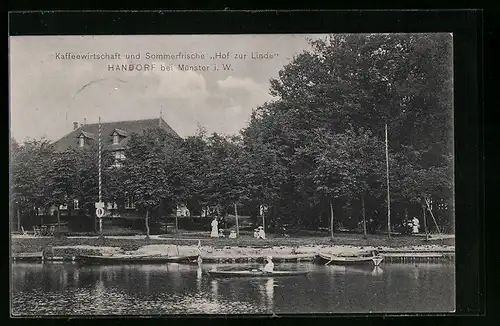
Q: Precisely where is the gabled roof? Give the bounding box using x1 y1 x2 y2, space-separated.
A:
110 128 128 137
52 118 181 152
77 131 96 139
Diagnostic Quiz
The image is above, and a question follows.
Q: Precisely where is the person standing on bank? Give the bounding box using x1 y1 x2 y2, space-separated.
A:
257 226 266 239
210 217 219 238
412 217 420 234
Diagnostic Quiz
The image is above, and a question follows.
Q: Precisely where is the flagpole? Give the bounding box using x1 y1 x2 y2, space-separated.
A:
98 116 103 238
385 123 391 239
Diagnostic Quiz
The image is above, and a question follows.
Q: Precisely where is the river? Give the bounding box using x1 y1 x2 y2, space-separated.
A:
11 262 455 315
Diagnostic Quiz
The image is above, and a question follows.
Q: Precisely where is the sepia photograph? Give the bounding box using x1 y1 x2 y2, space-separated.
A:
10 33 455 316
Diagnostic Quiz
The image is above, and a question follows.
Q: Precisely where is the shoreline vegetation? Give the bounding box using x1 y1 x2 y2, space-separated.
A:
12 233 455 262
12 34 454 247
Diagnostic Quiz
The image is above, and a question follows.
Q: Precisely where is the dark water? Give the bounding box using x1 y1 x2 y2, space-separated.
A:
11 262 455 315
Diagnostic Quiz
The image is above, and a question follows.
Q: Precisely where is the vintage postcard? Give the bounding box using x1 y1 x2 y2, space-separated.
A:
10 33 455 316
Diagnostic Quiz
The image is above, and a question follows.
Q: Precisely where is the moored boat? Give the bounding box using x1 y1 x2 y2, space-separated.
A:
205 270 310 278
77 254 199 265
316 252 383 266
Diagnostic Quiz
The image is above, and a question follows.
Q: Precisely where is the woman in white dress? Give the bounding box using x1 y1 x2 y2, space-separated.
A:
210 218 219 237
412 217 420 234
257 226 266 239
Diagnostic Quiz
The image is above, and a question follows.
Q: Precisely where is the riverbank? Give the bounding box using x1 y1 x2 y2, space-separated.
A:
11 233 454 263
11 232 454 253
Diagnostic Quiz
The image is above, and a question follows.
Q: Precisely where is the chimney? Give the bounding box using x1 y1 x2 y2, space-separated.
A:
73 122 78 130
84 118 87 126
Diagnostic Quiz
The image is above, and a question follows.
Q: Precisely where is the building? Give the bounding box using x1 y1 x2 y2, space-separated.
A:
47 117 189 231
53 117 180 167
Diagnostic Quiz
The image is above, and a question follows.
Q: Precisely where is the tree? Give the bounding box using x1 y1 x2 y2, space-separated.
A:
178 128 210 216
247 33 454 232
44 149 78 232
11 138 53 229
124 128 179 239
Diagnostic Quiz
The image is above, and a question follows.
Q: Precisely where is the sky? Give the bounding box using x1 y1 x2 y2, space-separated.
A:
9 34 328 142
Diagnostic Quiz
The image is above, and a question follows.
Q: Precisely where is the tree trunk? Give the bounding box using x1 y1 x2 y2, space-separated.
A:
17 205 21 231
422 204 428 241
361 195 367 239
175 213 179 235
234 203 239 236
262 205 265 231
145 209 150 240
57 207 61 233
330 200 334 240
385 123 391 239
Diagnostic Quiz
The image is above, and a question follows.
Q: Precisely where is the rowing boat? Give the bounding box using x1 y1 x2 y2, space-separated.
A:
77 254 199 264
317 252 383 266
205 270 310 277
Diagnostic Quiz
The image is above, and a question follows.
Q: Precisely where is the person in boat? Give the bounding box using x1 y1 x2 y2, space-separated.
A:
261 256 274 273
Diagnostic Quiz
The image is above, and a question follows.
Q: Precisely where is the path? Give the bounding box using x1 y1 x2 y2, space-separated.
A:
11 234 203 241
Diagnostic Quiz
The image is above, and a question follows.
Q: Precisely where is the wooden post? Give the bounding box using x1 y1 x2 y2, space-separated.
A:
425 198 441 234
422 204 428 241
234 203 239 236
361 195 367 239
385 123 391 239
329 200 334 240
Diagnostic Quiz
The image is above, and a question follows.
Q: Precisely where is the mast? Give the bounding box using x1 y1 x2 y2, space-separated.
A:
385 123 391 239
98 116 103 237
159 106 163 127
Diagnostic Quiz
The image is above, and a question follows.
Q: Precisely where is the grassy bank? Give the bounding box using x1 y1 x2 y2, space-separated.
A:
11 233 454 254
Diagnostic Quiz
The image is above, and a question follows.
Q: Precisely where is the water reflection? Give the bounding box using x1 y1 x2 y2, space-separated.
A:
371 266 384 276
94 279 105 312
74 268 80 286
196 267 202 291
211 279 218 302
11 262 455 315
265 278 274 311
327 264 378 275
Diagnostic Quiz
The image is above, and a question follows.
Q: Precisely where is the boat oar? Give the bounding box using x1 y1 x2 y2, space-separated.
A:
197 239 202 266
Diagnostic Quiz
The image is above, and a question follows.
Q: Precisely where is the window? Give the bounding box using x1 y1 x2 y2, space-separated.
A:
106 202 118 210
73 199 79 210
79 136 85 147
125 196 136 209
113 133 120 144
112 151 125 168
114 151 125 160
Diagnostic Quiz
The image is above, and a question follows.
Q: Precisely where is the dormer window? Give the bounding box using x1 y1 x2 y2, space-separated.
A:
76 131 95 148
110 129 128 145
